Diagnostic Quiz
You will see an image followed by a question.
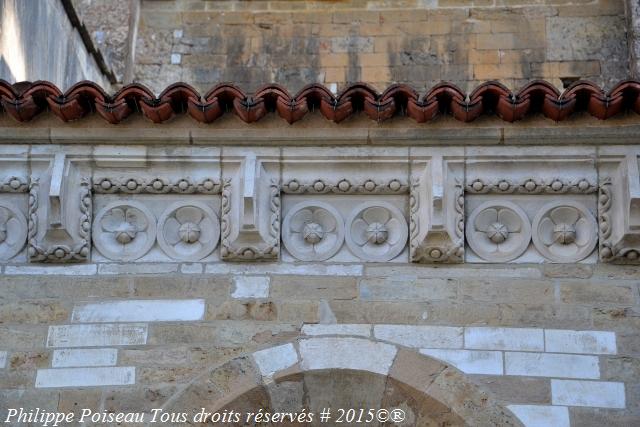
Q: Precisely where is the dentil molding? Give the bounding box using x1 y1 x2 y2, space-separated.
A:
0 145 638 265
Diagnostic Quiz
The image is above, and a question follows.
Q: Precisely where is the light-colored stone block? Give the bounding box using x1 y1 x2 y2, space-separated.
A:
71 300 205 323
98 263 179 275
302 324 371 337
52 348 118 368
505 352 599 379
374 325 463 349
4 264 97 276
551 380 625 408
47 324 148 348
205 263 363 277
299 337 396 375
507 405 570 427
420 349 503 375
252 343 298 377
231 276 270 299
465 327 544 351
35 367 135 388
180 263 204 274
545 330 616 355
0 351 6 368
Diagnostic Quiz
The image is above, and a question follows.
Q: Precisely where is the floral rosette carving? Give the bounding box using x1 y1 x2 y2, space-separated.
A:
466 201 532 262
282 201 344 261
345 201 408 262
0 204 27 261
157 202 220 261
92 201 156 261
532 201 597 262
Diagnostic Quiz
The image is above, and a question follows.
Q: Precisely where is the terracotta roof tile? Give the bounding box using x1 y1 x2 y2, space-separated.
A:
0 79 638 125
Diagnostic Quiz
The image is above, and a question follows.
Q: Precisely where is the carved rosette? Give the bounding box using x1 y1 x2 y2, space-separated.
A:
0 176 29 193
92 201 156 261
157 202 220 261
466 201 531 262
283 201 345 261
345 201 408 262
532 201 597 262
0 203 27 261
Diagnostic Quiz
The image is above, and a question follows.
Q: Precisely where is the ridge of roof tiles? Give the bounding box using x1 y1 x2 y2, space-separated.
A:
1 79 640 125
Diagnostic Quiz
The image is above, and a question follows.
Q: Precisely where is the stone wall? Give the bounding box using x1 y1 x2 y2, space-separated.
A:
0 0 112 89
135 0 629 93
0 263 637 425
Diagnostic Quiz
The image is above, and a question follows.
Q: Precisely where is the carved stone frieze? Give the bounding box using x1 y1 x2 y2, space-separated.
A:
282 178 407 195
2 144 640 265
93 177 221 194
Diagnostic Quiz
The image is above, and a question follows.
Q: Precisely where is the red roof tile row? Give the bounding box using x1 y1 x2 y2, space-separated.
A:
1 79 640 125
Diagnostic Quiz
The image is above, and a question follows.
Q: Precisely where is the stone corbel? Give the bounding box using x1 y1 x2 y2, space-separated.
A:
29 154 92 262
410 154 464 263
599 152 640 263
221 152 280 261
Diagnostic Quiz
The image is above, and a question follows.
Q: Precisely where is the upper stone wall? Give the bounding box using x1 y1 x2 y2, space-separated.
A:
135 0 629 93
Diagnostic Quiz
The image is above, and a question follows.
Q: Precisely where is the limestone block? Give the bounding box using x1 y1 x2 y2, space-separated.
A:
299 337 397 375
52 348 118 368
71 299 205 323
464 327 544 351
0 351 6 369
35 367 135 388
420 349 503 375
508 405 570 427
545 329 616 355
374 325 463 348
551 379 626 408
4 264 97 275
47 324 148 347
252 343 299 377
505 352 600 379
231 276 270 299
301 324 371 337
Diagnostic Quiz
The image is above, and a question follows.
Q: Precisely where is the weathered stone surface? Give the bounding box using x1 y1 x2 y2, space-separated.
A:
545 329 616 355
52 348 118 368
302 324 371 337
505 352 600 379
270 276 358 300
359 277 457 301
299 337 397 375
471 376 551 404
35 367 135 388
560 282 635 305
252 343 298 376
231 276 270 299
508 405 570 427
71 299 206 323
47 324 148 348
375 325 463 349
465 327 544 351
551 379 626 408
420 349 503 375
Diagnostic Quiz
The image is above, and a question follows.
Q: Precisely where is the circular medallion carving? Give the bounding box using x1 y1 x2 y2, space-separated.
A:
345 201 408 262
532 201 597 262
282 201 344 261
0 203 27 261
466 201 531 262
157 202 220 261
93 201 156 261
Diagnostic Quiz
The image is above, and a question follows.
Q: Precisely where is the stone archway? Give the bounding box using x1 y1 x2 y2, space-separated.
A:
161 337 523 427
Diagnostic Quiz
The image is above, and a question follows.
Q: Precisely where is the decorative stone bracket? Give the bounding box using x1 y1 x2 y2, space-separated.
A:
410 152 464 263
28 153 92 262
220 151 280 261
599 149 640 263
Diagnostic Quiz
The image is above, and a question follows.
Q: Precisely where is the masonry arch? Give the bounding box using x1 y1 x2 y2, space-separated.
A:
162 336 523 426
